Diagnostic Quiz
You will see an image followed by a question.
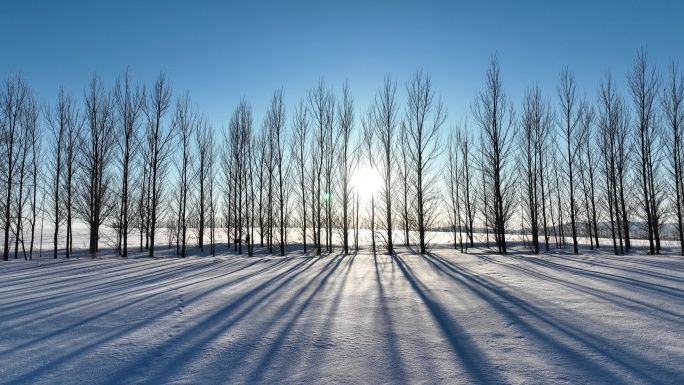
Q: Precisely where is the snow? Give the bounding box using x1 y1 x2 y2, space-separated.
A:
2 242 684 384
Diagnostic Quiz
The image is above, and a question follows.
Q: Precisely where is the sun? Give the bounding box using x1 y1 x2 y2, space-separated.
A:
352 164 382 200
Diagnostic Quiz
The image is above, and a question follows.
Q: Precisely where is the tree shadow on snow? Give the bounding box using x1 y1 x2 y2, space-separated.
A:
2 258 263 383
391 252 509 385
420 252 684 384
98 255 322 385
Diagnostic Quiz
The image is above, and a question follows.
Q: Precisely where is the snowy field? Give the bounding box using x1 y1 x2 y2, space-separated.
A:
2 240 684 384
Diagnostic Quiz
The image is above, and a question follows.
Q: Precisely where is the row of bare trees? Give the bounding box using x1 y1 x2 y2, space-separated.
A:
444 52 684 256
2 50 684 260
1 75 41 261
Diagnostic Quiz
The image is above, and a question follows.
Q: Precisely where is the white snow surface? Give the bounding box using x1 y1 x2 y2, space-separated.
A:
2 245 684 384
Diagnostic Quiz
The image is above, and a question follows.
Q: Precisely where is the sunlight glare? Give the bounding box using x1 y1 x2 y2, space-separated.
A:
352 164 382 200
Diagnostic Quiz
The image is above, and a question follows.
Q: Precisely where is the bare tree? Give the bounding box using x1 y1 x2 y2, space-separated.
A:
471 57 516 254
308 79 334 255
24 93 41 260
478 133 491 249
446 128 463 251
221 130 235 251
136 158 149 252
264 89 287 255
257 115 274 252
63 96 82 258
114 69 145 258
291 99 310 253
557 67 582 254
79 75 117 257
548 139 563 248
259 91 285 254
45 88 74 258
195 117 213 252
173 93 196 258
628 48 661 254
227 99 252 255
405 68 446 254
246 132 256 257
2 74 30 261
370 76 399 254
310 142 320 252
337 81 356 254
519 84 548 254
361 109 378 254
397 121 412 247
577 99 600 249
206 128 217 256
615 97 632 252
274 91 288 256
598 71 631 255
323 91 336 253
458 123 476 248
255 129 268 248
13 90 37 259
145 72 173 257
662 60 684 254
538 107 553 252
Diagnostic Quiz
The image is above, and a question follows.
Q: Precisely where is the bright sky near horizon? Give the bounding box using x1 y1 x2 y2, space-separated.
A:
2 0 683 130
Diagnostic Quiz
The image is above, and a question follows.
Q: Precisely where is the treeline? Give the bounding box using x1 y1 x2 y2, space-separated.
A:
2 50 683 260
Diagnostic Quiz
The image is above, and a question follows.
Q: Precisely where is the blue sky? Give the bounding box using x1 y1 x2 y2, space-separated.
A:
2 0 683 130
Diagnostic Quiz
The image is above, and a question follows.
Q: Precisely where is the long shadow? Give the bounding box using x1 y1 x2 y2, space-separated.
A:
101 256 321 384
2 257 235 300
1 258 103 282
1 260 210 329
0 258 264 329
301 252 364 380
517 254 684 298
424 253 683 384
241 253 351 384
622 256 684 274
504 243 684 279
556 252 684 283
1 258 274 358
319 251 356 332
372 252 410 384
476 254 684 328
5 280 184 384
1 258 234 311
2 258 160 295
149 255 331 384
170 257 293 305
531 248 684 281
392 253 508 385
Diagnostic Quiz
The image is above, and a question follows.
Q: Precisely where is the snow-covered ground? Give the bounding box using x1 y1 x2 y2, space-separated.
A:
2 241 684 384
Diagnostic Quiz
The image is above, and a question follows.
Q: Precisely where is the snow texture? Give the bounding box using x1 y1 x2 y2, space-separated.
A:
2 246 684 384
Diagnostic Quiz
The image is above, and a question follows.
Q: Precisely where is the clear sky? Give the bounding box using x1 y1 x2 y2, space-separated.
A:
2 0 683 130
